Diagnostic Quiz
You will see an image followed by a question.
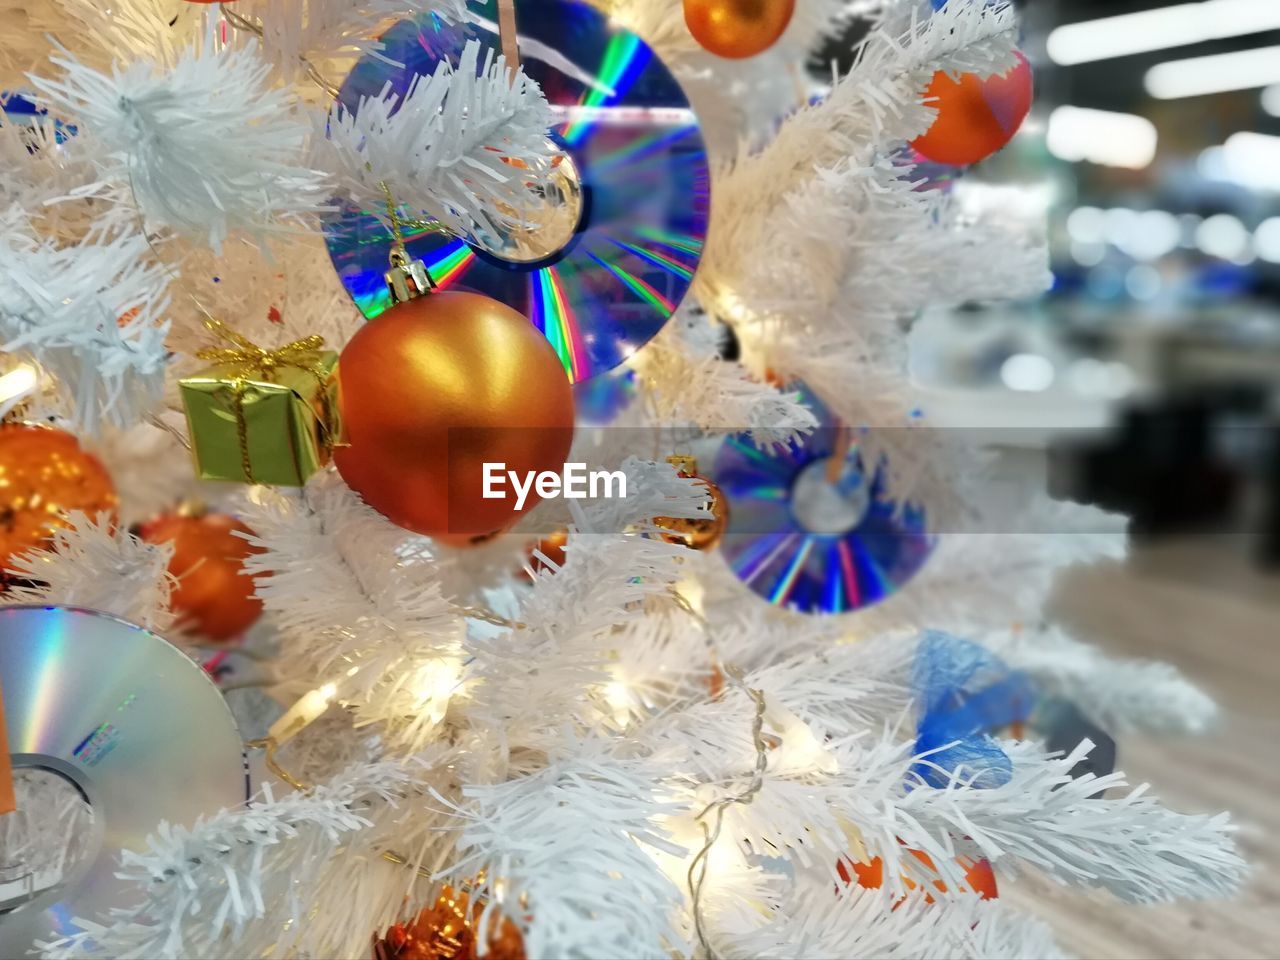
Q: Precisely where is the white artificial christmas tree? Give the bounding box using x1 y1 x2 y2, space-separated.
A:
0 1 1244 957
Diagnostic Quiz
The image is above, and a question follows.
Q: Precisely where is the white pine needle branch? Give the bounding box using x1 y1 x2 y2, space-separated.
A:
631 308 818 449
833 735 1246 904
5 511 174 631
240 472 463 752
39 761 426 960
721 882 1065 960
322 38 555 241
449 756 687 960
987 623 1219 737
701 1 1018 314
0 210 171 431
29 28 331 251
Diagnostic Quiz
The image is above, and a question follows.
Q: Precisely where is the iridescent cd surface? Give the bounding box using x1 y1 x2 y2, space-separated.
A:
323 0 711 383
0 607 246 952
713 393 935 615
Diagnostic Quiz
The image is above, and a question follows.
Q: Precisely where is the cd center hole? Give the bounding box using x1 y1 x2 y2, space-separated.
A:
791 457 871 535
472 147 585 264
0 768 96 913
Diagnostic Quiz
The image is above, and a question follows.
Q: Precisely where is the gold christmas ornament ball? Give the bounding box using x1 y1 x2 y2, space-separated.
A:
655 458 729 551
683 0 796 59
334 292 576 545
0 423 117 568
374 885 526 960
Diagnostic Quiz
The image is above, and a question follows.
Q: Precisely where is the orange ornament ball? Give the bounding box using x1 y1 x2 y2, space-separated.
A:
140 513 263 642
838 849 999 902
911 53 1033 167
0 423 116 567
334 292 575 545
683 0 796 59
374 885 525 960
526 528 570 576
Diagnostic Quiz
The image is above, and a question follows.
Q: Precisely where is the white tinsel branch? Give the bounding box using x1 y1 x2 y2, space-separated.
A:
719 882 1065 959
631 306 818 449
29 27 331 251
241 472 463 752
0 209 171 431
5 511 174 631
39 761 429 960
322 38 555 242
701 1 1018 315
988 624 1219 737
831 735 1246 904
449 755 688 960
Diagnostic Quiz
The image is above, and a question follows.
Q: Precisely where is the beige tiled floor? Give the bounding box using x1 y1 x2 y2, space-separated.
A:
1006 537 1280 960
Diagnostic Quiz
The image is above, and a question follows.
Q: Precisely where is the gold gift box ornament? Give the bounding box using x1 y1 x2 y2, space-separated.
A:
179 319 341 487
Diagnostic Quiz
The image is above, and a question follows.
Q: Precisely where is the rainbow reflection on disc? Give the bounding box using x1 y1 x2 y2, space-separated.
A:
322 0 710 383
713 391 935 615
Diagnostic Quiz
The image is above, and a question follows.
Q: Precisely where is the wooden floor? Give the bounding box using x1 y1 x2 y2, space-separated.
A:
1005 536 1280 960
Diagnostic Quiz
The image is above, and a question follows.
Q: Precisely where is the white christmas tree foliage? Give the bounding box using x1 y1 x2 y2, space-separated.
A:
0 1 1247 958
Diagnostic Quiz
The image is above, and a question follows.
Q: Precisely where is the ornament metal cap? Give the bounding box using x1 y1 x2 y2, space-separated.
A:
667 454 698 476
384 249 437 305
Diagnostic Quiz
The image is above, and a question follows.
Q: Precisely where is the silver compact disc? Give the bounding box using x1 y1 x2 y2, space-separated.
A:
0 606 247 953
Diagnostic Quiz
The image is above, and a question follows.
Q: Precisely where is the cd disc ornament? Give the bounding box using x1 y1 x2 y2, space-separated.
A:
0 423 116 567
323 0 710 383
711 386 934 614
335 234 575 544
683 0 796 59
912 53 1033 167
139 511 264 642
0 606 247 955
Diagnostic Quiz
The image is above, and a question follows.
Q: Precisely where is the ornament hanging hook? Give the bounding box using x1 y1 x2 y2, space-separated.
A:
379 181 438 304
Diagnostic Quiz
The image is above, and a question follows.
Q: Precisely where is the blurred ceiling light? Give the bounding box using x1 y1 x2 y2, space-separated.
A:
1146 45 1280 99
1199 132 1280 191
0 365 37 406
1070 241 1107 267
1066 206 1106 244
1195 213 1253 261
1047 0 1280 66
954 181 1056 220
1125 264 1163 301
1118 211 1182 260
1046 107 1157 169
1069 358 1135 399
1000 354 1055 393
1263 84 1280 116
1255 218 1280 263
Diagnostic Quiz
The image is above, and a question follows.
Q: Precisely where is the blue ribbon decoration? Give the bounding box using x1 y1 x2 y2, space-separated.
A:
910 630 1036 789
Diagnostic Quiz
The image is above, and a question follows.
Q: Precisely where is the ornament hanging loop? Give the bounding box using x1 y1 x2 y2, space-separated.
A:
379 180 438 304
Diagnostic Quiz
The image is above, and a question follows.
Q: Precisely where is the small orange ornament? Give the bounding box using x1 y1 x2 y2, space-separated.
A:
0 423 117 568
683 0 796 59
334 291 575 545
374 885 526 960
139 512 264 642
525 528 569 576
911 53 1033 167
654 456 729 551
838 848 998 902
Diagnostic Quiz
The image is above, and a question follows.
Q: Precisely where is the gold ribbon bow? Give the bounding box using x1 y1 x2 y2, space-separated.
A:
195 317 334 484
196 316 327 377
